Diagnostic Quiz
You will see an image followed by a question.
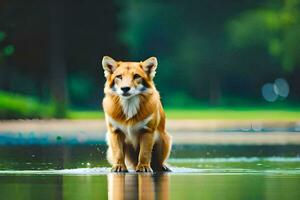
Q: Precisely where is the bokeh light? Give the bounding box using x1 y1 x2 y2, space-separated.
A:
262 83 278 102
262 78 289 102
274 78 289 98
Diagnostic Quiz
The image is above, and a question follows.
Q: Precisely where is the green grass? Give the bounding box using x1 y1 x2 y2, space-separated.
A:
164 108 300 120
68 110 104 119
68 107 300 120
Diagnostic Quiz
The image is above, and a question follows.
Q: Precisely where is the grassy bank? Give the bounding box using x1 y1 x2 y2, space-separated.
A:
1 90 299 120
0 91 54 119
68 108 300 120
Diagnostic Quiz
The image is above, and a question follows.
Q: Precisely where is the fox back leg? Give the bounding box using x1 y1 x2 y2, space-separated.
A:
151 132 172 172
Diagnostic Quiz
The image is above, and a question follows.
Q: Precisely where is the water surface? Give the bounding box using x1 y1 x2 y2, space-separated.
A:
1 144 300 199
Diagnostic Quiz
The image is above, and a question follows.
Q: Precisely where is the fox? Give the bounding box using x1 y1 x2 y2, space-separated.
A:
102 56 172 172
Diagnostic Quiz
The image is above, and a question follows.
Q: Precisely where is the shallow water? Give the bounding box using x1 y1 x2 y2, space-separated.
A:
1 145 300 199
1 165 300 200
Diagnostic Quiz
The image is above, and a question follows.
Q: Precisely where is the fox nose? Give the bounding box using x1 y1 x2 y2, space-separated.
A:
121 87 130 93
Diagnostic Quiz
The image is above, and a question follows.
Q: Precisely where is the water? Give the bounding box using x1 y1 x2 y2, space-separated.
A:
0 144 300 199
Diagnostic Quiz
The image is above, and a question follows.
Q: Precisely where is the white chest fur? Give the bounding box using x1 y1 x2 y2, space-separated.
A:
120 96 140 119
106 114 153 148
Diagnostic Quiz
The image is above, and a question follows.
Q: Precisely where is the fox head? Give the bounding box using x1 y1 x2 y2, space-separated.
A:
102 56 158 99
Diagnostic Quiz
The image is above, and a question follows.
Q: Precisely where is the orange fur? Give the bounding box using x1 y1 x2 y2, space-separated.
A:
102 56 172 172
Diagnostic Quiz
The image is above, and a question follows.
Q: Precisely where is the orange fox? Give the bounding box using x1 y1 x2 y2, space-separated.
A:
102 56 172 172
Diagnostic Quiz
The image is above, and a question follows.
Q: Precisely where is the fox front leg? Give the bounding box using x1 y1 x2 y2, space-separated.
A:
109 130 128 172
136 132 155 172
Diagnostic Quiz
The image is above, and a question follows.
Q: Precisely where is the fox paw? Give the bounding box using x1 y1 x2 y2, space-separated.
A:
161 165 172 172
136 164 153 173
111 164 128 172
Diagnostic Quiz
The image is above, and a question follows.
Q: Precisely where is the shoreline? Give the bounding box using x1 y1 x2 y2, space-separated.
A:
0 119 300 145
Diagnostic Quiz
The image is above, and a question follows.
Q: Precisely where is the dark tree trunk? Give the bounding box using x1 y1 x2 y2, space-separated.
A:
209 74 222 106
48 0 67 118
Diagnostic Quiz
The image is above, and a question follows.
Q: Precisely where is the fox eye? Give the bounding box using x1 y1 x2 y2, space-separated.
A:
116 75 122 80
133 74 141 79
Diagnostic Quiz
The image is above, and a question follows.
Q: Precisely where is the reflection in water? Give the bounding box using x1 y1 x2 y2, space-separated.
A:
0 175 64 200
1 172 300 200
108 173 169 200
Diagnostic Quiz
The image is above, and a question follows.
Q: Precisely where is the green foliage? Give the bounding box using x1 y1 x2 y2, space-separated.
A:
227 9 281 48
3 44 14 56
0 91 55 119
68 73 94 106
227 0 300 72
0 31 6 41
0 30 14 61
163 92 202 108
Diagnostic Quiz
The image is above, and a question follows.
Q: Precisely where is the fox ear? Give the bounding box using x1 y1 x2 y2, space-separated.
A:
102 56 117 77
141 57 158 79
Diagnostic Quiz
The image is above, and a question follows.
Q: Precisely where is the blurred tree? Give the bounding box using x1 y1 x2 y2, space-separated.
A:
1 0 299 111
